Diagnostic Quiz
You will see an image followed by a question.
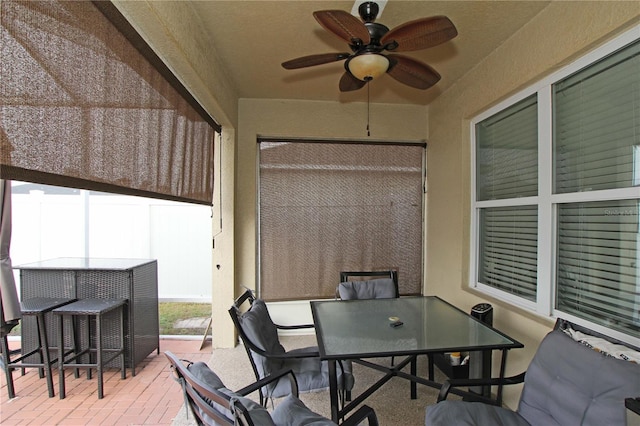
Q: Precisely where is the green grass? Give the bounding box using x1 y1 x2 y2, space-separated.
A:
9 302 211 337
159 302 211 335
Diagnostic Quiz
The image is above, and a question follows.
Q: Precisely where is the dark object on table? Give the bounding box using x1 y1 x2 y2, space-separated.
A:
469 302 493 397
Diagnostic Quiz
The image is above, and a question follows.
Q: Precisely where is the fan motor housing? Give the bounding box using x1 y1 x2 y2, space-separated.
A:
364 22 389 47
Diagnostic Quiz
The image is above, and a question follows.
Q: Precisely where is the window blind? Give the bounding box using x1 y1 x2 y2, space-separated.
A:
259 140 424 301
557 200 639 338
0 1 218 204
554 40 640 194
554 38 640 338
476 95 538 201
478 206 538 301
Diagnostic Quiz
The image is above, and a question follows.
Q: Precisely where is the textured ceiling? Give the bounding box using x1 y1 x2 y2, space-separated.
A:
189 1 550 106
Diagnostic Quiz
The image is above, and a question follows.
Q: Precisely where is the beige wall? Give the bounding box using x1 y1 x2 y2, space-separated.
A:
427 2 639 407
236 98 428 294
112 0 239 129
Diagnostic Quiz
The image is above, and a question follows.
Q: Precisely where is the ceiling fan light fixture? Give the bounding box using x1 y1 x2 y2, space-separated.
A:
347 53 389 81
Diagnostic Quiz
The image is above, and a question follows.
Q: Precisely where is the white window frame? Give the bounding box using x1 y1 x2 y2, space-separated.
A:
470 25 640 346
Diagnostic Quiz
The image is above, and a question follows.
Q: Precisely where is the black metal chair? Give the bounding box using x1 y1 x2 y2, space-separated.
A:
165 351 377 426
337 270 399 300
228 289 354 407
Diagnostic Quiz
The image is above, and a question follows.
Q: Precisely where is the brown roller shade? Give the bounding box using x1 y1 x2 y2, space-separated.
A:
0 0 218 205
259 139 425 301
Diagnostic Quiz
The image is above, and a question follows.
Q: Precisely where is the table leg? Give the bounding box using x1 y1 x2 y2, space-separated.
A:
85 315 93 380
328 359 339 423
496 349 508 405
97 314 103 399
119 307 126 380
36 313 55 397
57 314 66 399
410 355 417 399
1 334 15 398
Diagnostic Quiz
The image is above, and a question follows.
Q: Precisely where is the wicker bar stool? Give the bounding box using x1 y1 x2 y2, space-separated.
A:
53 298 127 399
1 297 76 398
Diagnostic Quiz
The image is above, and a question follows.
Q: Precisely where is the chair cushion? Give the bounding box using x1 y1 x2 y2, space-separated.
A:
271 394 338 426
517 330 640 426
425 400 530 426
267 352 354 398
188 361 276 426
238 299 286 376
338 278 396 300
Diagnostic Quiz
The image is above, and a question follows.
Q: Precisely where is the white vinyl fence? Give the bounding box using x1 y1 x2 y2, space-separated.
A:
10 182 212 302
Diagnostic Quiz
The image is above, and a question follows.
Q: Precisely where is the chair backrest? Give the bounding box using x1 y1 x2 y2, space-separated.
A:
338 270 399 300
164 351 276 426
516 320 640 426
228 291 286 380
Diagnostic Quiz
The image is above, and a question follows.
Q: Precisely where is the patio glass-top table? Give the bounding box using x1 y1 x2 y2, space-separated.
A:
311 296 523 421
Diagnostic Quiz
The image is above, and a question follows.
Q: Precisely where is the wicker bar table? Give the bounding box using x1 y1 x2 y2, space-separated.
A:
16 258 159 375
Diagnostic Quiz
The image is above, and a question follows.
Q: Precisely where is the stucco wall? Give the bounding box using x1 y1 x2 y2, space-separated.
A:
236 98 429 293
427 1 639 408
112 0 239 128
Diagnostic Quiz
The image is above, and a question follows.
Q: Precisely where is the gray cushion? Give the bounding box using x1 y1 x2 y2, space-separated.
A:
517 330 640 426
188 361 276 426
239 300 354 399
338 278 396 300
271 394 338 426
425 400 530 426
426 329 640 426
238 299 286 377
273 355 354 398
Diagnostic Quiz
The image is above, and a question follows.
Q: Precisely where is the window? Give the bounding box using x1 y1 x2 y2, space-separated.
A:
259 140 425 301
475 95 539 302
471 27 640 343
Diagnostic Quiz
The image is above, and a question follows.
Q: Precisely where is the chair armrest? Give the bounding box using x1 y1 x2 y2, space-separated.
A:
264 348 320 359
437 372 526 403
236 368 299 397
341 404 379 426
275 323 315 330
236 329 320 359
235 289 255 306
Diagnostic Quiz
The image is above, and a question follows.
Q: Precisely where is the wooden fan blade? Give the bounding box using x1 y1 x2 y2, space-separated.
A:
386 54 441 90
339 72 367 92
282 53 351 69
381 16 457 52
313 10 370 46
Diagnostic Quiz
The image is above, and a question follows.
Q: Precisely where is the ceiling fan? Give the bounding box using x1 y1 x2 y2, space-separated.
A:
281 1 458 92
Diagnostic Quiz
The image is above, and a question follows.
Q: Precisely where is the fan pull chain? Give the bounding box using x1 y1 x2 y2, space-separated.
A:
366 80 371 137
